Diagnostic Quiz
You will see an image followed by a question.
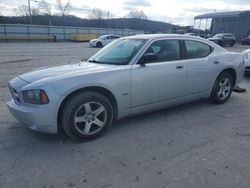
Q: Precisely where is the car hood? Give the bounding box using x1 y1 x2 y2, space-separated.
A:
208 37 220 40
90 39 98 42
18 62 117 83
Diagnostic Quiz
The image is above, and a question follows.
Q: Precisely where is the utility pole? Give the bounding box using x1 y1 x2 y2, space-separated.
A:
107 11 110 34
28 0 32 24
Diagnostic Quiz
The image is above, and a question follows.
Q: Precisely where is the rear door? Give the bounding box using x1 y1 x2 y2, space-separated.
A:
182 40 217 95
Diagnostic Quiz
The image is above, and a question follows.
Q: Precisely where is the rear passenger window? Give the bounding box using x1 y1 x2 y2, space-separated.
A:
184 40 212 59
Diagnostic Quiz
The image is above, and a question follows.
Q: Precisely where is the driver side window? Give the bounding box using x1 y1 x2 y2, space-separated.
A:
143 40 180 63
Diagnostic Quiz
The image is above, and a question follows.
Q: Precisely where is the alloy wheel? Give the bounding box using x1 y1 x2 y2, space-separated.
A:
74 102 107 135
217 77 231 100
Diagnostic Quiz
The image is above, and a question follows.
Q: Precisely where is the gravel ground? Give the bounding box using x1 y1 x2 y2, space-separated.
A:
0 42 250 188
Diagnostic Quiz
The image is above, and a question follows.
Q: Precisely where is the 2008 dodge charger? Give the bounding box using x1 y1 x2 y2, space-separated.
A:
7 34 245 140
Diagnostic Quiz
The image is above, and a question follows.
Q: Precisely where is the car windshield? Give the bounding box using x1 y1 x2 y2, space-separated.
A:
214 34 224 38
88 39 147 65
98 36 107 39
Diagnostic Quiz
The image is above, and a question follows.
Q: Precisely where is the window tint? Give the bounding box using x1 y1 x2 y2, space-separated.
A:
184 40 212 59
144 40 180 63
89 39 146 65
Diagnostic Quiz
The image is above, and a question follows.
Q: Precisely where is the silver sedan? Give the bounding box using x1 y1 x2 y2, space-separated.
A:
7 34 245 140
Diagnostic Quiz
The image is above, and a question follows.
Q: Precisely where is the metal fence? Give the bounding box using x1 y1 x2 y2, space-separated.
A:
0 24 144 41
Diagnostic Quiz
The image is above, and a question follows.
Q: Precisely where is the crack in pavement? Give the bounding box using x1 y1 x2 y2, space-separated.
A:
0 158 17 176
0 59 32 65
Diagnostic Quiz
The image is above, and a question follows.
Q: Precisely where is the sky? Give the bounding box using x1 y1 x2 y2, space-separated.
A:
0 0 250 25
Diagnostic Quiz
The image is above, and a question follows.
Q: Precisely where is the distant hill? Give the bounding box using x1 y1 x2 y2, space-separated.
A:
0 15 179 33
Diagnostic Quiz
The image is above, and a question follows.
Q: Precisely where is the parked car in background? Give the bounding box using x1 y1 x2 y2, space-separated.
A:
242 49 250 72
89 35 120 47
184 33 210 39
184 33 198 36
241 36 250 45
208 33 236 46
7 34 245 141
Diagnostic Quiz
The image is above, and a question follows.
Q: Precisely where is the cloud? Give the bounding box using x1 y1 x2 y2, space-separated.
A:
123 0 151 7
1 0 250 26
0 3 17 16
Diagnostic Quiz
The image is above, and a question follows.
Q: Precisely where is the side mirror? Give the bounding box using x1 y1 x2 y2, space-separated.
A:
139 53 157 64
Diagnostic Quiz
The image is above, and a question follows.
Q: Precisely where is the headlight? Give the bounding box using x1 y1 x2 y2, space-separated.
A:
22 90 49 104
243 53 249 60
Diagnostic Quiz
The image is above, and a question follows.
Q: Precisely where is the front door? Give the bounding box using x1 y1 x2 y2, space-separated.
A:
131 39 186 113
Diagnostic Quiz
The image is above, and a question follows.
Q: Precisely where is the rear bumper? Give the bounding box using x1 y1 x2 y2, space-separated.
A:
7 99 58 134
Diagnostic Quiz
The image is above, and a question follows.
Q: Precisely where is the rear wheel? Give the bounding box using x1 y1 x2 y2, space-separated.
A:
61 92 113 141
209 72 234 104
230 41 235 46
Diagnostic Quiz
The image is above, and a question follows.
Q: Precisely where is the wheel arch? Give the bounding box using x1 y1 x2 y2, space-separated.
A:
96 41 103 46
57 86 118 132
218 68 237 86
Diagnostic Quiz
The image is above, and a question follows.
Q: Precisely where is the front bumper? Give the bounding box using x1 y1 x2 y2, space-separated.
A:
7 99 58 133
7 77 61 134
89 41 97 47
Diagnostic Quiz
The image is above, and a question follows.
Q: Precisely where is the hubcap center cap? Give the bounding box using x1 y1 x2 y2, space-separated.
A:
86 113 95 122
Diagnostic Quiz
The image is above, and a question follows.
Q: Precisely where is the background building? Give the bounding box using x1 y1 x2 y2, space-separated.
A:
194 10 250 40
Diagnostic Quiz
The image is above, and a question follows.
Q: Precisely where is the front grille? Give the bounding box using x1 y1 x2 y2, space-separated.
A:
9 84 21 104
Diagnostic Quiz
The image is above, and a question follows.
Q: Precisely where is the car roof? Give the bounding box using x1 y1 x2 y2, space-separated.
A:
215 33 234 35
123 34 226 52
100 34 120 37
123 34 206 41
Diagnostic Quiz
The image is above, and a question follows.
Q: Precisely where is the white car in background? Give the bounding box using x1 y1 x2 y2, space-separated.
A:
89 35 120 47
242 49 250 72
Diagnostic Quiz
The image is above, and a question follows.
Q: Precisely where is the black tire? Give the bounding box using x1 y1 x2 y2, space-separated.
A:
209 72 234 104
96 42 102 48
218 41 223 46
230 41 235 46
61 91 113 141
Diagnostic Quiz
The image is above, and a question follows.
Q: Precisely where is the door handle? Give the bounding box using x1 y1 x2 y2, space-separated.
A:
176 65 184 69
214 61 219 64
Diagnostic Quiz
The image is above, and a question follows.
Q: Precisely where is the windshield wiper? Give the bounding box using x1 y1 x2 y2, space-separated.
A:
88 59 101 63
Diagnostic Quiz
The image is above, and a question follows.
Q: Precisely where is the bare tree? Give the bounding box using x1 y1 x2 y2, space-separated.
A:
88 8 104 19
56 0 72 16
39 0 52 15
31 7 40 16
88 8 113 20
128 10 147 19
16 5 40 16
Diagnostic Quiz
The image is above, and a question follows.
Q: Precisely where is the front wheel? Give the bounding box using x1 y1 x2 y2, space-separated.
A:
209 72 234 104
96 42 102 48
61 92 113 141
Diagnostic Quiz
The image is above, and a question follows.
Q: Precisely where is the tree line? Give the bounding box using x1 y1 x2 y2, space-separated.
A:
13 0 150 20
0 0 179 33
